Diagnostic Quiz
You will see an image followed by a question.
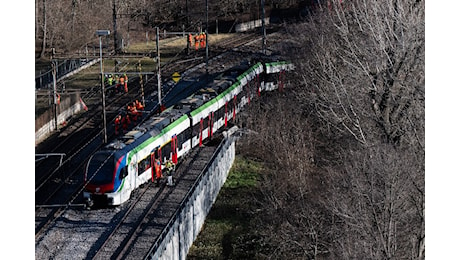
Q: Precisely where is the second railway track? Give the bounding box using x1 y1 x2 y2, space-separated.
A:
35 29 283 254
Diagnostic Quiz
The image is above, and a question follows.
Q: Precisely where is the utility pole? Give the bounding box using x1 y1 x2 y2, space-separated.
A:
205 0 209 76
261 0 266 55
112 0 118 53
156 27 162 109
138 61 145 106
96 30 110 144
51 60 58 131
186 0 189 28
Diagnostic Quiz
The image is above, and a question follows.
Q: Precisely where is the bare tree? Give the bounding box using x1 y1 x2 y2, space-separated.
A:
277 0 425 258
38 0 47 59
235 0 424 259
286 0 424 148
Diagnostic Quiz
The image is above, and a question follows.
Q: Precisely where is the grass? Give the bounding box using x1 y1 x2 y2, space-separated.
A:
187 155 265 259
126 33 235 52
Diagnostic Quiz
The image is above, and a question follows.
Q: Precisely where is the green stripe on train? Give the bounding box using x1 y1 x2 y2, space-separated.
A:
190 62 264 117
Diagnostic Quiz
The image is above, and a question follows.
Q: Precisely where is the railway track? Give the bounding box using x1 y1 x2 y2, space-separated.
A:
35 30 273 250
91 143 216 259
35 140 220 259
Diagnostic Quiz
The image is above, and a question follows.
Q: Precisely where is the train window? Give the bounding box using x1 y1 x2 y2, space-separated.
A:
87 152 115 185
162 141 172 161
177 129 190 149
237 91 244 101
192 121 201 136
228 100 234 111
266 73 277 83
216 105 225 121
202 117 209 130
119 166 128 179
154 148 161 163
137 156 151 175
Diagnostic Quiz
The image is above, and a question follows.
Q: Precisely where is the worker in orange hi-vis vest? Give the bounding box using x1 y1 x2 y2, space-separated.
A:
121 113 131 133
119 75 125 92
187 33 193 53
114 75 120 92
56 93 61 105
154 159 162 186
201 32 206 48
127 103 138 122
199 32 203 48
114 114 122 135
135 99 144 111
123 73 128 93
194 34 200 50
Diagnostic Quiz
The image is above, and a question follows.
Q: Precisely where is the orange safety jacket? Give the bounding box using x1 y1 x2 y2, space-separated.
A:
155 161 162 179
195 35 200 49
135 101 144 111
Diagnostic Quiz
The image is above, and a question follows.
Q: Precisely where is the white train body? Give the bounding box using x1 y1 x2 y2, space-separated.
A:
83 61 294 206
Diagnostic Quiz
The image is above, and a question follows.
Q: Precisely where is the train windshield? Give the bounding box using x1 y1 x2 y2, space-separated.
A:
87 152 115 185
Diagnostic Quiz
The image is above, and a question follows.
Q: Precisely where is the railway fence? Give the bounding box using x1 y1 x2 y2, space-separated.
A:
35 58 98 89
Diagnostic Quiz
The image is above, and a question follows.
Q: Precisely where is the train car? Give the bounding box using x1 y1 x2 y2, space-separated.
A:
83 60 293 207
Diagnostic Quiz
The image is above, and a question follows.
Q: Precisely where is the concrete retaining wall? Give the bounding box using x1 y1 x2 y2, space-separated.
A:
146 132 236 260
35 99 87 145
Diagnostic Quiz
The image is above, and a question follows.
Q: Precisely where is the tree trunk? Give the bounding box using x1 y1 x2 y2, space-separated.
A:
39 0 47 59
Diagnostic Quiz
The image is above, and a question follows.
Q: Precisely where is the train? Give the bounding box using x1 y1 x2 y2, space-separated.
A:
83 60 294 207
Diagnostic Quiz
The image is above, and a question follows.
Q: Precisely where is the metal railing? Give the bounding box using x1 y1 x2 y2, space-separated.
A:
35 58 96 89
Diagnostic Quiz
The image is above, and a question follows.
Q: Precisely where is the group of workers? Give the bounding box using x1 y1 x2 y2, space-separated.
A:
105 73 129 93
187 32 207 52
114 99 145 135
113 99 177 186
154 159 176 187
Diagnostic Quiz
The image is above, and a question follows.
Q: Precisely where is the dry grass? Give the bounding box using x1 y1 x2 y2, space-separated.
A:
126 33 235 52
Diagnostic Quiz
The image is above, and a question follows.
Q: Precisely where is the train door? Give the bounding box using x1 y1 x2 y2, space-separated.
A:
256 74 261 97
225 101 228 127
150 153 155 182
199 118 204 147
151 147 162 182
246 82 251 105
233 95 237 122
171 135 178 164
130 160 136 193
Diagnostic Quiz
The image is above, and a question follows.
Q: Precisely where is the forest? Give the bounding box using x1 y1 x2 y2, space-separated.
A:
238 0 425 258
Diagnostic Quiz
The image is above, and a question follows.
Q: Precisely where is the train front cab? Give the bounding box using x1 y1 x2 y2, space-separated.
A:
84 151 129 207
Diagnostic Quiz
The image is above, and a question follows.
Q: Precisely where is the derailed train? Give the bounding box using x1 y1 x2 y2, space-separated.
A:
83 60 294 207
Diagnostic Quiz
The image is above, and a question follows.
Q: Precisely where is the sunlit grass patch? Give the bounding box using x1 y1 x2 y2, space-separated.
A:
224 155 262 189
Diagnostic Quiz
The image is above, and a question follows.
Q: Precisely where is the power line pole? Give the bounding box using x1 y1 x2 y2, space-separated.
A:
156 27 162 109
113 0 118 53
96 29 110 144
205 0 209 76
138 61 145 106
261 0 266 55
186 0 189 28
52 60 58 131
